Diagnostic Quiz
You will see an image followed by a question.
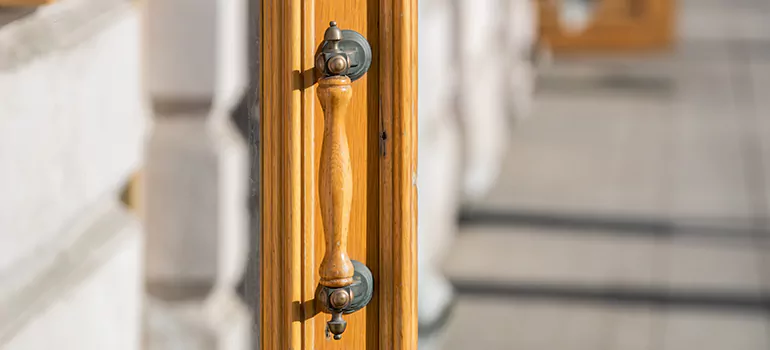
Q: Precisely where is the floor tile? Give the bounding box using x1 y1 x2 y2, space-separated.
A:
438 27 770 350
607 306 661 350
445 226 662 289
440 297 611 350
664 236 764 295
661 310 769 350
473 57 758 222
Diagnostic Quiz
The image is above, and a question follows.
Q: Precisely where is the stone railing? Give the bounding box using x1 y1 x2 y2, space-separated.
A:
141 0 251 348
417 0 536 347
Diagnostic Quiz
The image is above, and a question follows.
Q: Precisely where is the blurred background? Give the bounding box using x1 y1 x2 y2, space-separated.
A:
2 0 769 349
423 0 770 349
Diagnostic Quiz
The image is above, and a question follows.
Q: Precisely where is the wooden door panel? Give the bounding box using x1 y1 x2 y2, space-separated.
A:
539 0 675 52
0 0 54 5
540 0 643 27
261 0 417 349
309 2 380 348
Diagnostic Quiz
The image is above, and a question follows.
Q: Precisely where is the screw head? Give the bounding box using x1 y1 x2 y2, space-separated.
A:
329 289 351 309
327 55 348 75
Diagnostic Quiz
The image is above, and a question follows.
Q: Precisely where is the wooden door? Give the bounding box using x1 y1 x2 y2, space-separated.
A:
259 0 418 349
539 0 675 52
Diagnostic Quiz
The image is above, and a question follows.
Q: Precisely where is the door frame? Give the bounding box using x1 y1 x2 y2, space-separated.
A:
259 0 418 348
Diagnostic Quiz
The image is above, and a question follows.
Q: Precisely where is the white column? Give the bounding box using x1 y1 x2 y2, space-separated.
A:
141 0 250 348
456 0 510 201
417 0 462 346
504 0 537 122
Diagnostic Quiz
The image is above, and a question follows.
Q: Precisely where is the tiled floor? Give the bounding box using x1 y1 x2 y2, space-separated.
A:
467 57 764 221
439 297 769 350
437 24 770 350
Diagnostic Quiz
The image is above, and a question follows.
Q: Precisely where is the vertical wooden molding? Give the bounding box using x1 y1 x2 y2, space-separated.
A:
260 0 306 348
261 0 284 347
299 2 317 350
379 0 418 348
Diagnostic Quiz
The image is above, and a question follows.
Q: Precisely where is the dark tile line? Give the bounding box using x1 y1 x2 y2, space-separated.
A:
452 280 770 313
458 209 767 239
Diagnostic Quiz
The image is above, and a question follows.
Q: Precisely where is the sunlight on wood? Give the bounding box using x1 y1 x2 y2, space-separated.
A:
0 0 55 6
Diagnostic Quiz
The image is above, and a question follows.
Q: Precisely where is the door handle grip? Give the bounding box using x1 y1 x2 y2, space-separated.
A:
318 75 355 288
314 21 374 341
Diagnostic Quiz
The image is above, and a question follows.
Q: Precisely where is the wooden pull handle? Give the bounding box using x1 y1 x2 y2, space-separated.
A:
318 75 355 288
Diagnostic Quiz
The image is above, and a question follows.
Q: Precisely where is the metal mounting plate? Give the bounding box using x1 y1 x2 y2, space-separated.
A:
339 29 372 82
344 259 374 314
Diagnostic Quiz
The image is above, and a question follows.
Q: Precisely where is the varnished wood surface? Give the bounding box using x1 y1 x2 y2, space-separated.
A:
309 3 376 348
378 0 418 348
539 0 675 52
260 0 417 348
0 0 54 5
317 76 355 288
260 0 298 348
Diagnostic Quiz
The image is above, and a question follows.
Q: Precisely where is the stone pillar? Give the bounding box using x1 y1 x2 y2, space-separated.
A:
504 0 537 122
141 0 250 348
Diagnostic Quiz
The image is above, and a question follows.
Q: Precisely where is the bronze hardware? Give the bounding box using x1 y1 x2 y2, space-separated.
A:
316 260 374 340
314 21 374 340
315 21 372 82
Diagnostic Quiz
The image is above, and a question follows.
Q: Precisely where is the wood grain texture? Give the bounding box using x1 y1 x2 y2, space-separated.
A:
538 0 675 52
378 0 419 348
311 3 375 348
260 0 417 348
261 0 299 348
0 0 54 6
317 76 356 288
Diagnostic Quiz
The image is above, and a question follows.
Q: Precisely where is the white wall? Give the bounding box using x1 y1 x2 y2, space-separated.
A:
0 0 146 348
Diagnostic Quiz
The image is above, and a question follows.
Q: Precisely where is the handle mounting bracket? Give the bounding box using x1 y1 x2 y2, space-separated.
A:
315 21 372 81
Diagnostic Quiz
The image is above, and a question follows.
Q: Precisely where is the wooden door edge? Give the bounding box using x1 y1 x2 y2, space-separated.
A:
378 0 418 348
